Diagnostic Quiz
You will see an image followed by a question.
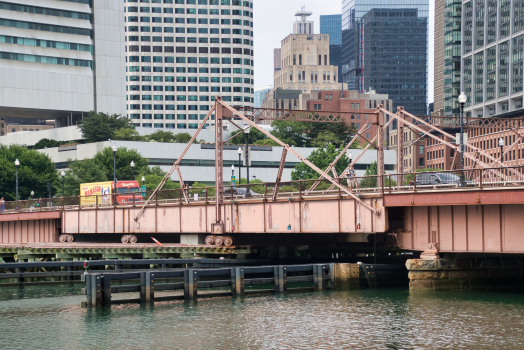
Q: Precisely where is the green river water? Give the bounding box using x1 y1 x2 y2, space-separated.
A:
0 284 523 349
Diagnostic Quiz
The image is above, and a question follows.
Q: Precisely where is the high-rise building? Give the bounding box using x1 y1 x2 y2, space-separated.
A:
254 86 272 108
355 9 428 116
320 14 343 83
341 0 429 96
434 0 461 117
461 0 524 118
0 0 126 127
274 48 281 72
124 0 255 130
261 10 342 115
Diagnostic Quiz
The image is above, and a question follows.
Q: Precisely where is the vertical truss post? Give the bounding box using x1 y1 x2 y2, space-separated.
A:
272 148 288 201
215 98 224 224
377 107 385 189
396 107 405 185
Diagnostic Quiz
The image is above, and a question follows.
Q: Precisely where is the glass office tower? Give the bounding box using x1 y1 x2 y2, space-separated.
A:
320 14 343 83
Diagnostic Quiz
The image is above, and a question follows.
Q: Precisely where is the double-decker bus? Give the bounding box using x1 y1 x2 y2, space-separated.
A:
79 181 142 206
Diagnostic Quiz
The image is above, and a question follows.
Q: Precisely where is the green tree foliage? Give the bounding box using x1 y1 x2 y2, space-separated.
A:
191 182 215 196
360 161 378 188
310 131 340 148
146 130 177 143
238 177 265 194
0 145 59 200
173 132 192 143
291 143 350 181
77 111 133 143
33 138 62 150
229 128 266 145
253 138 280 146
57 159 108 197
270 120 358 148
93 147 149 182
270 120 308 146
113 128 145 141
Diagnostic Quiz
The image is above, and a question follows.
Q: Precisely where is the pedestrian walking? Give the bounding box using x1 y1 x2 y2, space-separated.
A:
344 167 359 190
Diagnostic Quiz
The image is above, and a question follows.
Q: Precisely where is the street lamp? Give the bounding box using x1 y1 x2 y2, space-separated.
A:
349 151 353 163
499 137 505 163
112 144 117 188
141 176 145 186
15 159 19 209
61 170 65 197
30 191 34 200
245 127 250 184
458 92 468 186
130 160 135 180
237 147 242 184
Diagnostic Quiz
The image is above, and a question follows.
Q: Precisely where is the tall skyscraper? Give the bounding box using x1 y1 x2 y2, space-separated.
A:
261 10 342 113
124 0 254 130
341 0 429 101
461 0 523 118
0 0 126 127
357 9 428 116
320 14 343 83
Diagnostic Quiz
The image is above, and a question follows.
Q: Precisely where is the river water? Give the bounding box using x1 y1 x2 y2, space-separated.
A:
1 284 523 349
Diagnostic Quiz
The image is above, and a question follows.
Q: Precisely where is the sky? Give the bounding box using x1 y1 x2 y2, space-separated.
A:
253 0 435 103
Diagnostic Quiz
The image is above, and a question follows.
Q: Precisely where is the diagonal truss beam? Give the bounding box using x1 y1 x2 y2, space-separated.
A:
307 123 370 193
272 148 288 201
219 101 378 214
223 120 251 144
134 104 216 221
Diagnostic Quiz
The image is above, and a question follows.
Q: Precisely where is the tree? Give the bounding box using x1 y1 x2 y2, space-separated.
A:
230 128 266 145
113 128 145 141
304 120 357 147
56 159 108 197
270 120 308 147
146 130 176 143
360 161 378 188
310 131 340 148
77 111 133 143
291 143 350 181
0 145 59 200
173 132 192 143
253 138 280 146
93 147 149 182
33 138 61 150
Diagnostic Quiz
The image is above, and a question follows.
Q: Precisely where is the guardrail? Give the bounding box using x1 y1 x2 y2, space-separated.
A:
83 264 331 308
3 166 523 215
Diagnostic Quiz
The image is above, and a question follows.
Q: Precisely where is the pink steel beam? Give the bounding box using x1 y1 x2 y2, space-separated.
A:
219 101 378 214
272 148 288 201
307 123 371 193
223 120 251 144
134 104 216 221
215 100 224 223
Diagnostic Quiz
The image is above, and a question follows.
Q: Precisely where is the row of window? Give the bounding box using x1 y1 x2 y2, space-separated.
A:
0 51 92 68
129 113 210 119
126 16 252 27
0 1 91 20
133 122 201 129
0 19 91 37
126 0 252 8
128 92 252 100
127 77 253 85
0 35 93 53
127 8 252 17
128 56 253 64
127 86 253 93
126 26 253 37
127 98 253 109
127 47 252 56
127 64 253 73
126 36 253 46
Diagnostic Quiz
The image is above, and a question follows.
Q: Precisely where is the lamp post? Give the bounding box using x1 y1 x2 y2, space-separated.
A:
112 144 117 188
130 160 135 180
15 159 19 209
458 92 468 186
61 170 65 197
499 137 504 163
245 127 250 184
237 147 242 184
141 176 145 187
30 191 34 200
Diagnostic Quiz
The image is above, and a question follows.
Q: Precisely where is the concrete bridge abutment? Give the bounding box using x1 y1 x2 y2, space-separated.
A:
406 257 524 291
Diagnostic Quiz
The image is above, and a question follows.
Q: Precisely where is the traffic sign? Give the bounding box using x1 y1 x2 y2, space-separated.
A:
141 185 146 196
231 176 236 188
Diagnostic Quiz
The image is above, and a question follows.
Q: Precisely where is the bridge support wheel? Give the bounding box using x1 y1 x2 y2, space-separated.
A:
223 236 234 247
121 235 130 244
66 235 75 243
205 235 215 246
59 235 67 243
214 236 224 246
129 235 138 244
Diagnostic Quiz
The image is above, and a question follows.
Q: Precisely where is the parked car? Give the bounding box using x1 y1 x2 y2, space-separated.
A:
410 172 470 187
223 188 261 198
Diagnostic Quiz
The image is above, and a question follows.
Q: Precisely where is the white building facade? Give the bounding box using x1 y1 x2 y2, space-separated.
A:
0 0 126 126
124 0 255 130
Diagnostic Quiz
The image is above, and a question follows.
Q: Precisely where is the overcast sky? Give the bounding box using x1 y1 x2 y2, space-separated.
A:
253 0 435 103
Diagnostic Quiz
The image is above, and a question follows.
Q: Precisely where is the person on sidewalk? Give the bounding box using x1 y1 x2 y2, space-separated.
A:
1 197 5 213
344 167 359 190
